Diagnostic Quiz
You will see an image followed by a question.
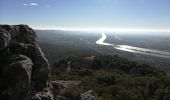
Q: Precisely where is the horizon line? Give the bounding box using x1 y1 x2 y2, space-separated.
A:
33 27 170 33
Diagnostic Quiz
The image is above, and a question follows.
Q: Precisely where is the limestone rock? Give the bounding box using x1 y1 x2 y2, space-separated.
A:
27 44 49 89
50 81 61 100
0 30 11 51
0 25 37 44
1 55 33 100
39 95 53 100
81 90 97 100
32 94 41 100
0 25 50 100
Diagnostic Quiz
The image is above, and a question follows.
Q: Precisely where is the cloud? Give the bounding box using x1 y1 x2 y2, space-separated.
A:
22 3 51 8
30 3 38 6
23 3 38 6
23 4 28 6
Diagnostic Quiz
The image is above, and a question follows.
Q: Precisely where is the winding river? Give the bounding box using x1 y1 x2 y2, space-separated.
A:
96 33 170 59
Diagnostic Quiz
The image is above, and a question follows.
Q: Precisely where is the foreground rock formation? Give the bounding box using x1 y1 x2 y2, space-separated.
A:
0 25 96 100
0 25 50 100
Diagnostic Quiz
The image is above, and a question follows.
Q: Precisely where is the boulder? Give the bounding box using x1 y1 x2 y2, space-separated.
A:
0 25 49 89
39 95 53 100
0 25 37 44
32 94 41 100
8 42 50 89
50 81 61 100
27 44 49 89
14 25 37 43
81 90 97 100
0 30 11 51
1 55 33 100
58 96 70 100
0 25 50 100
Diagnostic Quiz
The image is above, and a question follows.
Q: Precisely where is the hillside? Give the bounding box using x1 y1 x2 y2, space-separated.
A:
51 55 170 100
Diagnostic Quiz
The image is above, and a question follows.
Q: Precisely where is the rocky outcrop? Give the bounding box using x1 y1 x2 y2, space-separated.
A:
81 90 97 100
2 55 32 100
0 25 49 100
30 80 96 100
0 25 96 100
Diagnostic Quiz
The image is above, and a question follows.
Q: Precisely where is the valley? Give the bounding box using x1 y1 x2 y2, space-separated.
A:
36 30 170 72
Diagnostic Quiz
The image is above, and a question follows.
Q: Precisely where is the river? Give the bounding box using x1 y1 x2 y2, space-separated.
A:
96 33 170 59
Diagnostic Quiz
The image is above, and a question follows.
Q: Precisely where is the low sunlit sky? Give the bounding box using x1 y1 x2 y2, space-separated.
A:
0 0 170 32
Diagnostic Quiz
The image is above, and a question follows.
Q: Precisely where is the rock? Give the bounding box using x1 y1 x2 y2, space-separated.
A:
0 31 10 82
0 24 49 89
32 94 41 100
81 90 97 100
0 25 50 100
58 96 70 100
1 55 33 100
14 25 38 44
27 44 49 90
32 93 53 100
39 95 53 100
0 25 97 100
0 25 37 44
50 81 61 100
0 30 11 51
52 81 83 100
8 42 50 89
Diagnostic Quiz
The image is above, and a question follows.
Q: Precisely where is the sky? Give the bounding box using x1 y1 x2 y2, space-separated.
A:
0 0 170 31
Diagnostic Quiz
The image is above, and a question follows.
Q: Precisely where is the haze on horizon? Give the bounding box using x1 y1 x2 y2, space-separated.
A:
0 0 170 33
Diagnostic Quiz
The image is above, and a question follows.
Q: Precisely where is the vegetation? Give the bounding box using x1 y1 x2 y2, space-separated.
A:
36 30 170 99
50 55 170 100
36 30 170 72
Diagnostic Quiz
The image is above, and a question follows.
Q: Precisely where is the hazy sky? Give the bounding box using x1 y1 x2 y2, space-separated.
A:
0 0 170 30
